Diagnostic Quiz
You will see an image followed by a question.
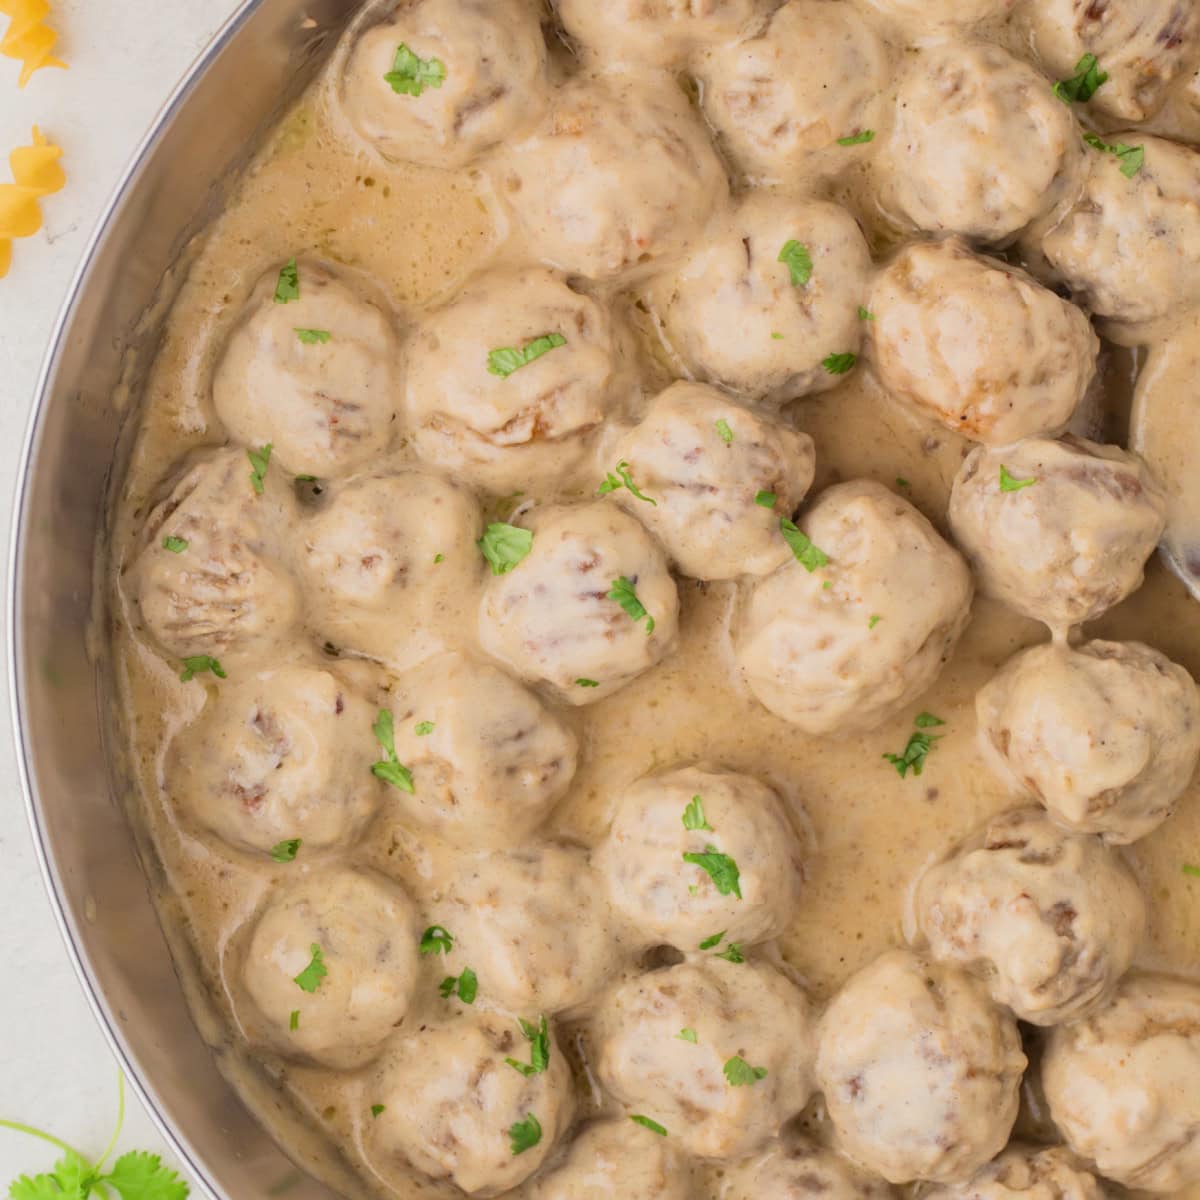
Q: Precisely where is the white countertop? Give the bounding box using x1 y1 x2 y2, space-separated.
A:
0 1 240 1188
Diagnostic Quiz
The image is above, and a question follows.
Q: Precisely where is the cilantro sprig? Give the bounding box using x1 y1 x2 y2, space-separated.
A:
1082 131 1144 178
598 461 656 505
506 1016 550 1077
682 845 742 899
478 523 533 575
371 709 415 793
440 967 478 1004
1053 53 1108 105
884 712 946 779
385 43 447 97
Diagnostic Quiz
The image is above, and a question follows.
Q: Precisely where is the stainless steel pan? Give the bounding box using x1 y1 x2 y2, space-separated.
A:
8 4 363 1196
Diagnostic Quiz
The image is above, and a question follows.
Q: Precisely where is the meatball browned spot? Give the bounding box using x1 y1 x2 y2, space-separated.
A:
380 653 577 846
923 1145 1105 1200
869 238 1098 445
735 481 973 735
721 1136 896 1200
556 0 769 69
696 0 889 180
478 502 680 704
876 43 1082 244
499 72 729 283
608 382 816 580
948 437 1168 632
914 807 1146 1025
133 448 300 666
402 268 624 494
240 868 419 1069
167 666 381 856
646 192 872 403
977 639 1200 844
337 0 549 168
597 765 805 950
593 958 817 1159
1043 974 1200 1192
533 1117 692 1200
1041 136 1200 326
440 844 622 1015
815 950 1026 1184
1025 0 1200 122
212 260 399 480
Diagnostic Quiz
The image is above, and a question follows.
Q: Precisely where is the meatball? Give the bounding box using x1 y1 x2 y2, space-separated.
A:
302 469 482 667
439 844 622 1014
212 260 400 479
133 448 300 666
402 268 623 493
869 239 1098 445
337 0 549 168
1025 0 1200 122
815 950 1026 1184
380 653 577 846
696 1 889 180
597 766 805 950
721 1137 896 1200
556 0 768 69
914 807 1146 1025
1043 974 1200 1192
862 0 1013 28
363 1012 574 1196
593 958 816 1159
923 1145 1105 1200
948 437 1168 632
1041 135 1200 326
876 42 1082 243
646 192 872 403
167 667 381 856
608 382 816 580
735 481 973 735
499 72 728 283
533 1118 691 1200
478 502 679 704
241 869 419 1069
977 639 1200 844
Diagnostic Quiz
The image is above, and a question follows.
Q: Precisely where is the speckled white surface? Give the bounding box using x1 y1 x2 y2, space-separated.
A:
0 1 239 1188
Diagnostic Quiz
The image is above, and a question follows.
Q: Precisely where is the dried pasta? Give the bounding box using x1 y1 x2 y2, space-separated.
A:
0 126 65 279
0 0 66 88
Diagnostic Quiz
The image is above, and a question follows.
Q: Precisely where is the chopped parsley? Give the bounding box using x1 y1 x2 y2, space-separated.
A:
179 655 226 683
371 709 415 793
419 925 454 956
269 839 301 863
771 331 784 340
682 845 742 899
478 522 533 575
506 1016 550 1077
895 476 910 489
698 932 726 950
778 239 813 287
247 443 272 495
857 306 875 321
384 43 447 97
823 352 857 375
295 328 331 345
1184 864 1200 878
868 615 883 631
630 1115 667 1137
677 1028 698 1043
1082 131 1144 177
884 713 946 778
274 258 299 303
293 944 327 994
723 1056 768 1086
999 464 1037 492
598 460 657 505
837 129 875 146
576 678 600 688
487 332 567 378
682 795 713 832
439 967 478 1004
289 1010 299 1031
754 490 777 508
715 942 745 963
780 519 829 572
1053 53 1108 105
715 418 734 444
161 535 188 554
370 1105 386 1118
509 1114 542 1156
608 576 655 635
433 553 444 564
415 721 435 736
915 712 946 729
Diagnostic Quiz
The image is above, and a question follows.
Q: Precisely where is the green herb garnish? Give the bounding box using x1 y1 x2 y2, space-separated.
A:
1053 53 1108 104
295 328 331 345
754 490 776 508
478 522 533 575
161 535 187 554
682 795 713 832
384 43 447 97
419 926 453 956
999 465 1037 492
715 418 734 444
598 460 657 505
778 239 813 287
682 845 742 899
822 352 857 375
179 656 226 683
508 1114 542 1156
723 1056 768 1086
629 1115 667 1136
247 443 272 495
269 839 301 863
273 258 299 303
837 129 875 146
294 944 327 994
1082 131 1144 177
487 333 567 378
506 1016 550 1077
608 576 654 635
439 967 477 1004
371 709 415 793
780 519 829 572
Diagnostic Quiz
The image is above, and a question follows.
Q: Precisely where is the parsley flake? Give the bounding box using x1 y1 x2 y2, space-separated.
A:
478 522 533 575
999 464 1037 492
371 709 415 793
608 576 655 635
698 931 726 950
1082 131 1144 177
682 845 742 899
1185 864 1200 878
294 944 327 993
440 967 477 1004
869 615 882 629
289 1010 299 1031
419 925 454 956
179 655 226 683
837 129 875 146
509 1114 542 1156
274 258 299 303
780 519 830 572
896 477 911 489
715 418 734 444
161 535 188 554
384 43 447 97
598 460 657 505
682 795 713 832
370 1105 386 1118
269 838 301 863
295 328 331 345
247 443 272 495
1054 53 1108 105
723 1056 768 1086
715 942 745 963
884 713 945 778
754 490 777 508
576 678 600 688
506 1016 551 1077
415 721 435 736
915 712 946 728
433 553 444 564
677 1028 698 1043
630 1115 668 1136
858 306 875 321
487 333 567 378
778 239 813 287
823 352 857 375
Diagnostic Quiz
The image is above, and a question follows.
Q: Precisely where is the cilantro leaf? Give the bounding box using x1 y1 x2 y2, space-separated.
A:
682 795 713 832
883 714 944 778
440 967 477 1004
1053 53 1108 104
371 709 415 793
1185 864 1200 878
780 519 830 572
822 352 857 375
715 418 734 444
293 944 327 993
487 333 567 378
608 576 655 635
506 1015 550 1077
575 678 600 688
778 239 813 287
682 845 742 899
247 443 272 495
914 712 945 729
837 129 875 146
269 839 301 863
273 258 299 304
105 1152 188 1200
629 1115 667 1136
384 43 447 97
478 522 533 575
370 1105 386 1118
414 721 435 736
11 1172 77 1200
869 615 882 629
715 942 745 963
677 1028 697 1043
723 1056 768 1086
295 328 331 345
754 490 776 508
857 306 875 320
698 931 725 950
597 460 657 505
1082 131 1144 177
509 1114 542 1156
419 925 454 955
161 536 187 554
179 656 226 683
999 464 1037 492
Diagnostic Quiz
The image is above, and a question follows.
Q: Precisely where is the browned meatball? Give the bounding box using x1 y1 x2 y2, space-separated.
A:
923 1145 1105 1200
